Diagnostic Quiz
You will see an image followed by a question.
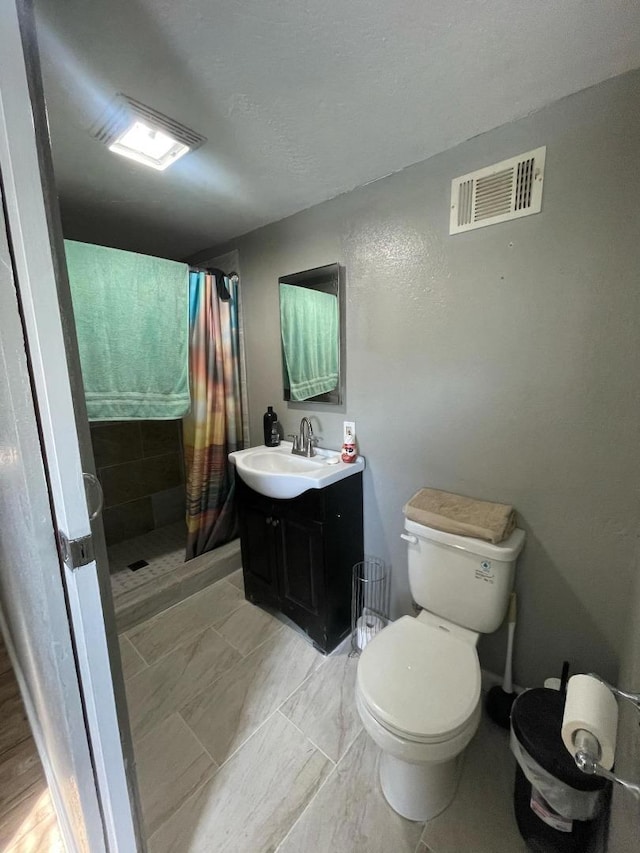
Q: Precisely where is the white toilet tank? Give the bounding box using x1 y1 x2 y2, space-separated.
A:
404 519 525 634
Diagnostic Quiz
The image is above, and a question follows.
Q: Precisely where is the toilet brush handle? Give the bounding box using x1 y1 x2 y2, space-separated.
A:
503 621 515 694
502 594 517 694
507 591 517 625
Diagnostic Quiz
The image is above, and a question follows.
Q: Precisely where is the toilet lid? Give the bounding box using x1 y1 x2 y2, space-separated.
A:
357 616 480 741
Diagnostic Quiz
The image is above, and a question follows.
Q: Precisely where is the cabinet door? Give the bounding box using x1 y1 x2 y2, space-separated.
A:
276 515 325 627
239 503 279 603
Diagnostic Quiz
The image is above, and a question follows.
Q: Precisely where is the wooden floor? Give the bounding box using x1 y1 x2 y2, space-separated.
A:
0 636 63 852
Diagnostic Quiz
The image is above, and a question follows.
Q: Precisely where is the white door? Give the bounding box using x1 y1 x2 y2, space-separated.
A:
0 188 106 852
0 2 142 850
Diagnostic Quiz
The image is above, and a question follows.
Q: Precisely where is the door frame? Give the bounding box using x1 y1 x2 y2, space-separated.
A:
0 1 143 849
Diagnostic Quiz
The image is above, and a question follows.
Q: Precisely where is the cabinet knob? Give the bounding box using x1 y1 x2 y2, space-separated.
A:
272 518 279 527
265 516 272 525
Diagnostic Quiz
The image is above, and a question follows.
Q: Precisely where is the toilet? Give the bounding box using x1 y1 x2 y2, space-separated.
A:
356 516 525 822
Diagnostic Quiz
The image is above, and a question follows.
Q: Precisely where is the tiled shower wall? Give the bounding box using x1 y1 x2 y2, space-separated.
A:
90 420 185 546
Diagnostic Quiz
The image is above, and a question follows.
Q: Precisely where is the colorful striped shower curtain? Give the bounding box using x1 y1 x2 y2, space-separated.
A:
183 271 244 559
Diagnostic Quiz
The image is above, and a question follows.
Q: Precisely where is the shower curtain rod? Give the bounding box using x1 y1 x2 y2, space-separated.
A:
190 265 238 301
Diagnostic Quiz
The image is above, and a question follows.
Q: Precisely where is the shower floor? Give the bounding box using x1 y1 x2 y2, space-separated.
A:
108 521 242 631
109 522 188 597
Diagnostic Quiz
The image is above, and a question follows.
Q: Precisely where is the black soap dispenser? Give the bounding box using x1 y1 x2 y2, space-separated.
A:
263 406 279 447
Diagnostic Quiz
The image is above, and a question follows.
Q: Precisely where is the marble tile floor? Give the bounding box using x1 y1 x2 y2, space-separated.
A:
120 571 528 852
109 522 242 631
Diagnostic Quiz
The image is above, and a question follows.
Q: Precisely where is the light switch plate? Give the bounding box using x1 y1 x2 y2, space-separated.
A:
343 420 355 440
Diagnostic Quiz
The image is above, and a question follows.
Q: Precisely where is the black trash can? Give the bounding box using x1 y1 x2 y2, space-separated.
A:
510 688 607 853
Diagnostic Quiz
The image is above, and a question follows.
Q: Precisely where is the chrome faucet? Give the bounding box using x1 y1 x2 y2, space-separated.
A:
289 417 317 457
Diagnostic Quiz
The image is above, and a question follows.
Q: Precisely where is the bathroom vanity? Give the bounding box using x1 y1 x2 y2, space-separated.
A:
235 472 363 653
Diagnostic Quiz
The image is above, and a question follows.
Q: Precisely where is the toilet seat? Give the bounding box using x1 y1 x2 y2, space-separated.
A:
357 616 481 743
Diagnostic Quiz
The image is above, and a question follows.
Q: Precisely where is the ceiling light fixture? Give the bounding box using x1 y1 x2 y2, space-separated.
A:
92 94 206 172
108 121 189 171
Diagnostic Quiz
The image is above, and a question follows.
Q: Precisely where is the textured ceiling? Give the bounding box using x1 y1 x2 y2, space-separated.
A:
36 0 640 259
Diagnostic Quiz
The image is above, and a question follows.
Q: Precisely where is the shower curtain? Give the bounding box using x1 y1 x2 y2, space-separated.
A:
183 270 245 559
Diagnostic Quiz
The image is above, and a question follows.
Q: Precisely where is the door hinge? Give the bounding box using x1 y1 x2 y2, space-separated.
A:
58 530 95 570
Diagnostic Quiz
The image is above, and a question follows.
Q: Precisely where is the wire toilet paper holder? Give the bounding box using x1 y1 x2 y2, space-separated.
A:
568 673 640 800
350 557 389 657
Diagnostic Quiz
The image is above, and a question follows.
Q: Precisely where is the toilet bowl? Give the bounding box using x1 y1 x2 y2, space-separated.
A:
356 612 482 821
355 518 525 821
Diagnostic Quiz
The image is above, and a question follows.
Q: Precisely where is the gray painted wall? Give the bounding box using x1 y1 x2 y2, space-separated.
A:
207 69 640 688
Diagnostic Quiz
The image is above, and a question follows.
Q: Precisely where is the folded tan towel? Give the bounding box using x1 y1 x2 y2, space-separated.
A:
403 488 517 545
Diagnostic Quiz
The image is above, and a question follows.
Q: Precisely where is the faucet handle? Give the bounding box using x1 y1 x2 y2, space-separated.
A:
288 434 300 451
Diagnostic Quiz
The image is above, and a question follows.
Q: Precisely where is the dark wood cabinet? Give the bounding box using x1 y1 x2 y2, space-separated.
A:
236 472 363 653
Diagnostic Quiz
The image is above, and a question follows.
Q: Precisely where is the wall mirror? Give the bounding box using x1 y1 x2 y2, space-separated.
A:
279 263 344 406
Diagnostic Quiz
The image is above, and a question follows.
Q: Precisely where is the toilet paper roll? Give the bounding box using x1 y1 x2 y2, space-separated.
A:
561 674 618 770
356 613 383 650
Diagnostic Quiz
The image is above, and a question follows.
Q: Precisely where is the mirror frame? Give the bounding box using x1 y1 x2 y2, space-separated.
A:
278 262 344 406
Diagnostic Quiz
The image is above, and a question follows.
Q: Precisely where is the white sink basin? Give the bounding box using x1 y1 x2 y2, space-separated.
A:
229 442 365 499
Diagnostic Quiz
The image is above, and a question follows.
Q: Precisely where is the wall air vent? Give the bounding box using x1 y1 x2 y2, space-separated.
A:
91 94 206 171
450 147 546 235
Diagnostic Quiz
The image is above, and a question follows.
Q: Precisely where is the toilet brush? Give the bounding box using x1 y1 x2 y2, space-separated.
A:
486 592 517 730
